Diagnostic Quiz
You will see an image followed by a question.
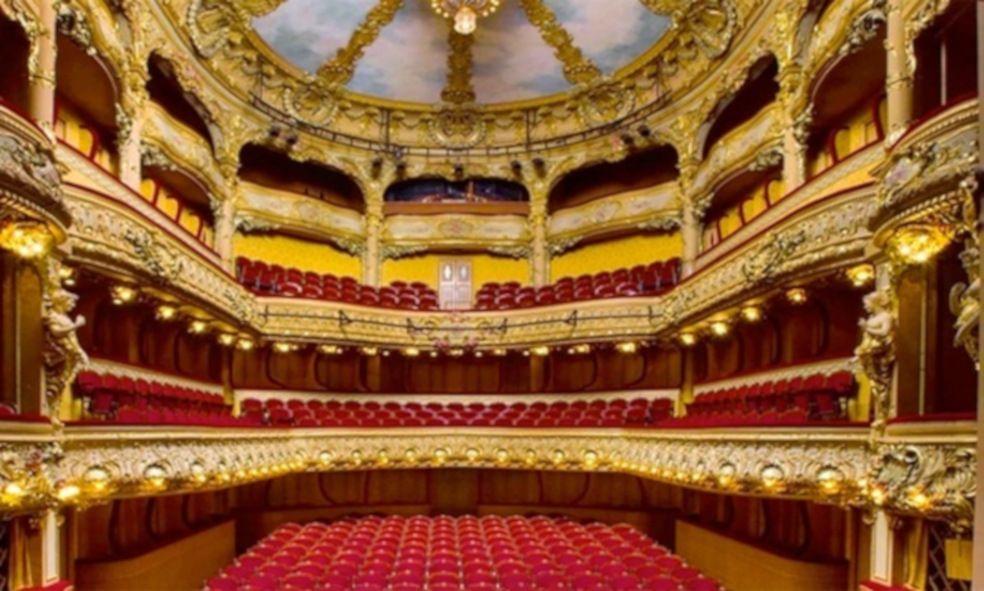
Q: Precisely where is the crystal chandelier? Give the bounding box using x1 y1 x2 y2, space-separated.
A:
431 0 501 35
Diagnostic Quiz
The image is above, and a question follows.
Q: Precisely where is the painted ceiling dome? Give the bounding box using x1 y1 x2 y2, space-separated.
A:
252 0 671 105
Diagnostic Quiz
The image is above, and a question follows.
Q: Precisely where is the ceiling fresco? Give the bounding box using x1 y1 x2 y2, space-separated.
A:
253 0 670 104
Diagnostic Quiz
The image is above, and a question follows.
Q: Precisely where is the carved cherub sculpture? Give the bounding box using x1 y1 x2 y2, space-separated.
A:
43 264 89 417
855 287 895 429
949 241 980 370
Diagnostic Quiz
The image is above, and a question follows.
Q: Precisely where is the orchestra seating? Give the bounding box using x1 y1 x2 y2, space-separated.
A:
73 370 257 427
659 370 857 428
475 258 681 310
240 397 674 429
236 257 440 311
205 516 721 591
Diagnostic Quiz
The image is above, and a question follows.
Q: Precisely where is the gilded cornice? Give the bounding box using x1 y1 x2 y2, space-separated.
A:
235 181 364 248
871 98 979 236
141 101 226 199
690 101 784 211
696 145 883 269
0 104 70 236
0 422 973 528
382 214 529 254
547 184 679 245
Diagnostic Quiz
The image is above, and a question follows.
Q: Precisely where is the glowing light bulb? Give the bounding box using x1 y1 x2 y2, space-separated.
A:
454 6 477 34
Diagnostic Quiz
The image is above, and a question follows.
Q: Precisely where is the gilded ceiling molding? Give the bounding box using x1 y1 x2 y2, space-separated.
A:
517 0 602 87
441 28 476 105
316 0 405 87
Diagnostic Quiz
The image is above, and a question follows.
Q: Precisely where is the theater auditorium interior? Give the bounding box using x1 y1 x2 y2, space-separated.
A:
0 0 982 589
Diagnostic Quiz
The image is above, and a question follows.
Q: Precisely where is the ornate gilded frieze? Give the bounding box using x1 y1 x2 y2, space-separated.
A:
382 214 529 255
63 182 257 326
870 432 977 532
235 182 364 252
689 102 784 212
0 105 70 234
872 99 979 234
0 422 971 526
547 184 679 247
141 101 226 199
695 144 883 268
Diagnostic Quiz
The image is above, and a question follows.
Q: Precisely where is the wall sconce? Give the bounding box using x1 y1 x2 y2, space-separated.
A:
785 287 808 305
888 223 952 265
490 348 508 357
318 344 342 355
0 221 53 259
709 320 730 337
271 342 298 354
615 341 639 354
216 333 236 347
187 319 209 335
402 347 421 358
740 305 763 322
360 346 379 356
236 337 256 351
110 285 137 306
678 332 697 347
846 263 875 287
567 343 591 355
155 304 178 321
530 345 550 357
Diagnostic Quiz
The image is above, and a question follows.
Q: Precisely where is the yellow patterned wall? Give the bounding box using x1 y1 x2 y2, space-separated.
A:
382 254 528 291
233 234 361 278
551 233 683 281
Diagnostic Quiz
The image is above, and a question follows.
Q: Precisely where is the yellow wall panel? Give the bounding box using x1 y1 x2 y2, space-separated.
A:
233 234 362 278
551 233 682 281
382 254 527 291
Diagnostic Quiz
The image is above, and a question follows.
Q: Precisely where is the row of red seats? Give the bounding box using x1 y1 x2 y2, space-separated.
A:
236 257 440 310
659 370 856 428
74 370 256 427
240 397 674 429
205 516 720 591
475 259 680 310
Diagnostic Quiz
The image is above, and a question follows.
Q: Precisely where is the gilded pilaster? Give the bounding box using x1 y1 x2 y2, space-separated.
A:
213 191 238 271
885 0 914 140
778 64 809 191
677 155 701 275
363 200 383 287
528 182 550 286
27 0 56 136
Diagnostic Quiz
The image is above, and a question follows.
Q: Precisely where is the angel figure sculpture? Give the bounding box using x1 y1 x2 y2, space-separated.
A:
43 262 90 421
854 286 895 431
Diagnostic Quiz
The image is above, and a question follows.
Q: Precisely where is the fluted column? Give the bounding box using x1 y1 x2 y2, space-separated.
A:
867 511 900 586
885 0 914 139
529 202 549 287
27 1 57 135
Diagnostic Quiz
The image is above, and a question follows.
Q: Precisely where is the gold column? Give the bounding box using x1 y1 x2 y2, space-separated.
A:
0 252 44 414
529 201 549 287
27 0 57 135
677 157 700 277
778 65 808 190
117 72 148 189
213 195 237 272
680 201 700 277
885 0 914 139
363 204 383 287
